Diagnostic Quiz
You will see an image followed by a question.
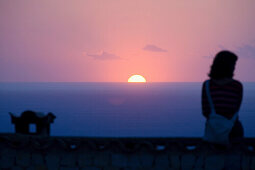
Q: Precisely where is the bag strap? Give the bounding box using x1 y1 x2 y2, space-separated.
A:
205 80 216 114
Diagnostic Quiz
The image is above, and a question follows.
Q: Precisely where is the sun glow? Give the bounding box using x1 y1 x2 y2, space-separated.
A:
128 75 146 83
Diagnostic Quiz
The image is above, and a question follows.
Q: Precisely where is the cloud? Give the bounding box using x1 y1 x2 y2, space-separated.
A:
143 44 167 52
236 44 255 59
202 44 255 59
85 51 121 60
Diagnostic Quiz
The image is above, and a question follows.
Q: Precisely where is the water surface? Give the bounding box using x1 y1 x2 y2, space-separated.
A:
0 82 254 137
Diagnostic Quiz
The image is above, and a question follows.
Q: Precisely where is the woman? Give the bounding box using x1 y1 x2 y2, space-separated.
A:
202 51 243 144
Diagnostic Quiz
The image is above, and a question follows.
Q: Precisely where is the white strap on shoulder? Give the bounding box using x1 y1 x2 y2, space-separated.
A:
205 80 216 114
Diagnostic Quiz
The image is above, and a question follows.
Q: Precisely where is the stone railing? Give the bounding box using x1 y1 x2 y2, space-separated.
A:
0 133 254 170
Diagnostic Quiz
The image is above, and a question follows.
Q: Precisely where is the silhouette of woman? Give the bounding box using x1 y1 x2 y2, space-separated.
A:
202 51 243 144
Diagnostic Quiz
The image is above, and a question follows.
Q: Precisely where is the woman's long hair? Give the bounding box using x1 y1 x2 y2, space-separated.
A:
208 51 238 79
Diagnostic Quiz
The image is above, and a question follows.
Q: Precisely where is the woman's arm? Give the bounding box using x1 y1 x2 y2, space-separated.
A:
235 80 243 111
202 81 210 118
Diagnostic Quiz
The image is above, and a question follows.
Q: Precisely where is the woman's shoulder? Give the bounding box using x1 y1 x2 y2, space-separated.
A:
231 79 243 89
202 79 210 89
202 79 210 85
202 79 242 89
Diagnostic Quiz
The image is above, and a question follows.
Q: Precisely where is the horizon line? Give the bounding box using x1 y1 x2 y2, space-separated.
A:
0 81 255 83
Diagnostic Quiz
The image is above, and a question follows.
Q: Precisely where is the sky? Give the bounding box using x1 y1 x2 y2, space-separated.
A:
0 0 255 82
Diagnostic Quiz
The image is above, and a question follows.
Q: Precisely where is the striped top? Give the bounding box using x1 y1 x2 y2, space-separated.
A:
202 79 243 119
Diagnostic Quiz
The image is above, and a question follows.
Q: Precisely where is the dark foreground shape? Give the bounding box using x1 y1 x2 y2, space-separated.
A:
10 110 56 136
0 134 254 169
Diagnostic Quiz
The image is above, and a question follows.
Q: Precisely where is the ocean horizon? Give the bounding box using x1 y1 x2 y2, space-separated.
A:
1 82 254 137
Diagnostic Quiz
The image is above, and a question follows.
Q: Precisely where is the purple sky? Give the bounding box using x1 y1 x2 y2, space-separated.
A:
0 0 255 82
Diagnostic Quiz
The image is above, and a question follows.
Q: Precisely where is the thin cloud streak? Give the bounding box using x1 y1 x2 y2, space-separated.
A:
85 51 121 60
143 44 167 52
202 44 255 60
236 44 255 59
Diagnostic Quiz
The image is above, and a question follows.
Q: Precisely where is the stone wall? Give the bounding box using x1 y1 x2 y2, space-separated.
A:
0 134 254 170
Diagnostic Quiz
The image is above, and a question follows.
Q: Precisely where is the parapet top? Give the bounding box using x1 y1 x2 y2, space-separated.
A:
10 110 56 124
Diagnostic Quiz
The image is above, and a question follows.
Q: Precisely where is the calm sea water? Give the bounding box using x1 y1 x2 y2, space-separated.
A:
0 82 254 137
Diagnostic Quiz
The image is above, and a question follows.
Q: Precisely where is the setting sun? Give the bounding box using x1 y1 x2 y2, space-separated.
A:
128 75 146 83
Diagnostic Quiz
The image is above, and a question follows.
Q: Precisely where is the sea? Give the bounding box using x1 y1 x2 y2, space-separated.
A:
0 82 254 137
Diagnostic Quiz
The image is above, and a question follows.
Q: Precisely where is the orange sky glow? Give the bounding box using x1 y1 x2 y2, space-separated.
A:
0 0 255 82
